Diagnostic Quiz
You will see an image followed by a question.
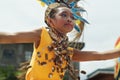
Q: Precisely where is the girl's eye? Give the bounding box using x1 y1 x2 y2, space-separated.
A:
60 13 76 20
61 13 67 18
71 16 76 20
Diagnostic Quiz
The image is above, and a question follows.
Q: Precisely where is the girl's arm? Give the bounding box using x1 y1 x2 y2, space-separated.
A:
72 48 120 62
0 28 41 44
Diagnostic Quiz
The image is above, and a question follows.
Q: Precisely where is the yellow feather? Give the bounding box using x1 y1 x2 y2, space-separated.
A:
36 0 46 7
75 20 81 25
40 2 45 7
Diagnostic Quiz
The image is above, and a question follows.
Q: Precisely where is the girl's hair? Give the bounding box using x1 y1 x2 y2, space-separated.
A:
45 2 85 42
45 3 68 27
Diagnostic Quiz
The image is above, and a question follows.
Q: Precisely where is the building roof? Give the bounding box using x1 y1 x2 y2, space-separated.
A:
87 67 114 79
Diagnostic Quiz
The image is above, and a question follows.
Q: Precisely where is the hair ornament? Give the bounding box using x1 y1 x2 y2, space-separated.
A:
37 0 89 34
74 25 81 32
38 0 89 22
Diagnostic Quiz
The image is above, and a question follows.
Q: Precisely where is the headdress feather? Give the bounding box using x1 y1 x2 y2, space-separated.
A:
38 0 88 41
38 0 89 24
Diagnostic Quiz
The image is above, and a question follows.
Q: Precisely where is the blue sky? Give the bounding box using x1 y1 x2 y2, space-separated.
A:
0 0 120 79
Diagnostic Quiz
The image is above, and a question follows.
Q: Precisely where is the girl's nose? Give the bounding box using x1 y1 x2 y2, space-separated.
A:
67 17 72 23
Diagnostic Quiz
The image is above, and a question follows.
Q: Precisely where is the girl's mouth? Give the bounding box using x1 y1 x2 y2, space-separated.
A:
64 23 73 28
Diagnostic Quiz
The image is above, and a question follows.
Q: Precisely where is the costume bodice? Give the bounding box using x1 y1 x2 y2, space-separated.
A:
26 27 73 80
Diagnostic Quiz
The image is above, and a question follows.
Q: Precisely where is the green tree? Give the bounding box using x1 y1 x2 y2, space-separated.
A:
0 65 18 80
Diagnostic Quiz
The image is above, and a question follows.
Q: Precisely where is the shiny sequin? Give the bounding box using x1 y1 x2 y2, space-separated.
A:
61 68 63 73
37 52 41 58
48 73 53 78
52 66 55 72
48 45 53 51
45 53 48 60
37 60 41 65
41 62 47 65
59 74 64 79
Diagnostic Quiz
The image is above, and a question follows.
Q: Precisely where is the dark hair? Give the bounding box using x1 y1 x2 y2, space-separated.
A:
48 8 58 18
45 3 68 27
49 3 70 18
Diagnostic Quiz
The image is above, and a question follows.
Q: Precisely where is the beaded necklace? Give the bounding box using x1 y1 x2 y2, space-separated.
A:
48 27 80 80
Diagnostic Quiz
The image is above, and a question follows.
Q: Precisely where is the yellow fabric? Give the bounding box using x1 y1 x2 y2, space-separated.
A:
114 37 120 79
26 27 73 80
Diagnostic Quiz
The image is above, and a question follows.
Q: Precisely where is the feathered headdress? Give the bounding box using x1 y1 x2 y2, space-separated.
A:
37 0 89 42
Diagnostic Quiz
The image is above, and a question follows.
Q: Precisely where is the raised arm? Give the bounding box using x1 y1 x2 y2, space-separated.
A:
0 28 41 44
72 48 120 62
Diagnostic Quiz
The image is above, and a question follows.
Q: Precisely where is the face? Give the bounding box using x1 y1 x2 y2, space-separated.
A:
48 7 75 34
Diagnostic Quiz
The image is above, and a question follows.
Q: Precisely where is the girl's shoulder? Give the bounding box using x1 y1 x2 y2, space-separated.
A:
34 27 49 37
32 27 48 35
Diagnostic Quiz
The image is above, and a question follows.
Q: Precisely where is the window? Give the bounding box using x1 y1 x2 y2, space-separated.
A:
3 49 15 59
25 51 32 61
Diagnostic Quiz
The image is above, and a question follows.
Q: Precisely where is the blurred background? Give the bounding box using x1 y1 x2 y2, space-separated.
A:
0 0 120 80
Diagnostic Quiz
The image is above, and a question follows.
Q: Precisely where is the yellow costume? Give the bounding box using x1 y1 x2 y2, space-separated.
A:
25 1 88 79
26 27 73 80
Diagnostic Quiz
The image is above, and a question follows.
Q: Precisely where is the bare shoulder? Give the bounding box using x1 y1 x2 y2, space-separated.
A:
31 28 42 36
14 28 42 38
